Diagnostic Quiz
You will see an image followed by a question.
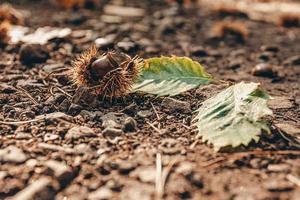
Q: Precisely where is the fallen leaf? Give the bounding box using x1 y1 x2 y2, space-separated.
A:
132 56 213 96
193 82 273 151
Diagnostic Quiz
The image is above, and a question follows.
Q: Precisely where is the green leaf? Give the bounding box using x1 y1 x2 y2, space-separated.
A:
132 56 213 96
193 82 273 151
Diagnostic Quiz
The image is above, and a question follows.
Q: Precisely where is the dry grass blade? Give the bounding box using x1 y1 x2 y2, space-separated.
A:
155 153 163 199
147 121 163 135
16 86 39 105
155 153 178 199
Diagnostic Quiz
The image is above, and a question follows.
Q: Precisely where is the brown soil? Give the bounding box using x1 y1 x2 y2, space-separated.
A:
0 0 300 199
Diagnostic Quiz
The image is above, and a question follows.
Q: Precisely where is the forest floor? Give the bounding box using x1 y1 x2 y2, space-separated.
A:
0 0 300 199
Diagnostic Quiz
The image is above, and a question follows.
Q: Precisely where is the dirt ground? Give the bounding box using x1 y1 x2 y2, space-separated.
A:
0 0 300 199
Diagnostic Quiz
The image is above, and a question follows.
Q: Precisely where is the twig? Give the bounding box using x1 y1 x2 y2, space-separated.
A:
147 121 163 135
50 86 73 99
155 153 178 200
151 102 161 121
16 86 39 105
189 140 198 149
200 157 227 168
181 123 191 130
161 158 178 197
156 153 163 199
273 125 300 149
286 174 300 187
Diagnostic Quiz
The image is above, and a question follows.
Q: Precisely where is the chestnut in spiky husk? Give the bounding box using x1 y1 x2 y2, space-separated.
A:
72 46 141 99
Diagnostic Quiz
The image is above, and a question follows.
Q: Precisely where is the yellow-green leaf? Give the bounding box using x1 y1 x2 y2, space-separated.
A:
132 56 213 96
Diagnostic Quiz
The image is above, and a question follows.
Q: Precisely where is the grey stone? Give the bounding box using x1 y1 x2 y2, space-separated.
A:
19 44 49 65
137 110 153 118
68 104 83 116
123 117 137 132
161 97 191 114
102 127 123 139
101 112 128 129
65 126 96 140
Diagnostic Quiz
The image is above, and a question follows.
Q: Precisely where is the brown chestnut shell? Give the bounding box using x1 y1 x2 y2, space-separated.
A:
71 46 141 99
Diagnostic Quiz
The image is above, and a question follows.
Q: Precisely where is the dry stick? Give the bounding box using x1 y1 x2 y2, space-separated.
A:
155 153 178 199
51 86 73 99
273 125 300 149
189 140 199 149
16 86 39 105
151 102 162 129
151 102 161 121
147 121 163 135
286 174 300 187
200 157 227 168
181 123 191 130
161 158 178 198
155 153 163 199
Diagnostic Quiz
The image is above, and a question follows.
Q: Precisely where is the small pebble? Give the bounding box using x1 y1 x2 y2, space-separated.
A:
251 63 277 77
101 112 128 129
19 44 49 65
137 110 153 118
65 126 96 141
161 97 191 114
260 45 279 53
44 133 59 142
58 99 71 112
123 117 137 132
68 103 83 116
117 38 137 52
102 127 123 139
228 59 242 70
258 52 274 61
190 46 208 57
95 34 116 49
